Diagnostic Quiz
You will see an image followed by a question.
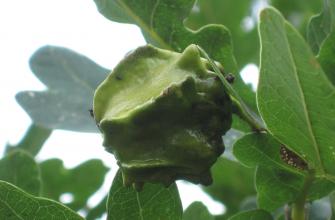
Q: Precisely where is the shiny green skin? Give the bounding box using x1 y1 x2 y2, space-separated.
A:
93 44 232 187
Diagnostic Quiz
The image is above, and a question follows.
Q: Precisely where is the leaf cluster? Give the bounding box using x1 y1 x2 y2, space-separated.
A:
1 0 335 219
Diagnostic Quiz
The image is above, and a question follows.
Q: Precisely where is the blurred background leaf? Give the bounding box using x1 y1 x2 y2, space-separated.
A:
256 167 335 212
318 32 335 85
86 195 108 220
202 157 255 218
16 46 109 132
185 0 259 68
107 170 183 220
183 201 214 220
228 209 273 220
0 150 41 195
0 180 83 220
94 0 237 72
239 196 258 212
40 158 108 211
307 0 335 54
270 0 322 34
5 124 51 156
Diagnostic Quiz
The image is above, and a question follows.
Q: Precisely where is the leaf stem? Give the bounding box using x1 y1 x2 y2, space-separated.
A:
291 170 314 220
231 97 265 132
197 46 266 132
5 124 52 156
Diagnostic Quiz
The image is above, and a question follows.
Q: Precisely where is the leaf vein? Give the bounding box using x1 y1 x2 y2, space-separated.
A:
283 22 324 173
135 192 144 220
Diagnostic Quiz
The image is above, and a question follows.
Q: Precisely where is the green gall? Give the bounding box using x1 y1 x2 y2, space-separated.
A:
93 44 232 187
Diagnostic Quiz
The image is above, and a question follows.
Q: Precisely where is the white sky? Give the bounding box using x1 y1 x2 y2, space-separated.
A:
0 0 246 217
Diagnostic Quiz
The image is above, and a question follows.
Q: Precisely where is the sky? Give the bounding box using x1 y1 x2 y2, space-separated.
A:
0 0 265 216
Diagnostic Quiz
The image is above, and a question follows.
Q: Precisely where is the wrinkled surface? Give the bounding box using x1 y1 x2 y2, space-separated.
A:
93 44 232 187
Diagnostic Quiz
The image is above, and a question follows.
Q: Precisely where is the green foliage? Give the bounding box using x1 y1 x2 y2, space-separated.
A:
238 196 258 212
270 0 322 34
186 0 259 67
233 133 305 174
0 181 83 220
234 133 335 211
255 167 334 211
107 170 183 220
16 46 109 132
93 0 237 72
228 209 273 220
0 150 41 195
308 0 335 85
271 0 322 16
202 157 255 216
307 0 335 54
2 0 335 219
318 31 335 85
183 202 214 220
40 159 108 211
258 7 335 180
86 195 108 220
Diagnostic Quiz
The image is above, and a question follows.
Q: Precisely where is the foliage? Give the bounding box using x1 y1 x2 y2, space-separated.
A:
17 46 109 132
0 181 83 220
183 202 214 220
0 150 41 195
1 0 335 220
107 170 182 220
40 159 108 211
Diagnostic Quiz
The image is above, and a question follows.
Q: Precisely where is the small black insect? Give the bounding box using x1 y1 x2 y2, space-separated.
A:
89 109 101 129
225 73 235 84
280 145 308 170
89 109 94 118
